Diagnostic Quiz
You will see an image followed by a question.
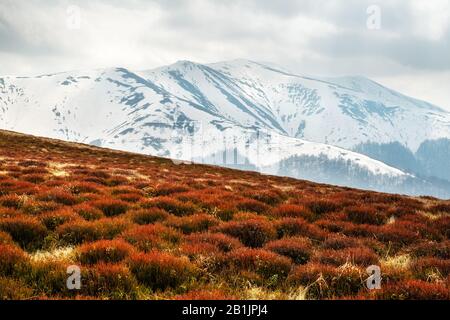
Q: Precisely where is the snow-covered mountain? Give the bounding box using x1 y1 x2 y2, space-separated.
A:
1 60 450 197
147 59 450 151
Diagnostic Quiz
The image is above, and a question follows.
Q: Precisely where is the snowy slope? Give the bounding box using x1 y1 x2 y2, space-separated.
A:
204 60 450 152
1 60 450 197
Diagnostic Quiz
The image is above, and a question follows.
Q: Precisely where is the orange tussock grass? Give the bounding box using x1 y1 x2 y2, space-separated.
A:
213 219 276 248
77 239 135 265
128 251 196 290
264 237 312 264
226 248 292 279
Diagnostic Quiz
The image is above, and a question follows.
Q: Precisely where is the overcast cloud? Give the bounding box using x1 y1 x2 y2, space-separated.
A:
0 0 449 109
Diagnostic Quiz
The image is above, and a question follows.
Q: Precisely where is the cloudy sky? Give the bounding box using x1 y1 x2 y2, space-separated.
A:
1 0 449 109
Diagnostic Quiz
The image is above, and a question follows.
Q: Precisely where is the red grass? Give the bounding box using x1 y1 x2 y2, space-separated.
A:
56 220 101 245
235 198 269 214
128 251 196 290
128 208 168 225
0 194 24 209
313 247 379 267
213 219 276 248
275 217 327 241
0 179 37 195
174 289 235 300
91 217 131 239
375 280 449 300
37 189 78 205
17 160 46 167
90 199 129 217
408 241 450 259
0 231 14 245
181 242 221 257
90 170 111 179
339 222 379 238
21 167 48 175
69 182 101 194
287 262 336 286
82 263 138 299
117 193 143 203
72 203 104 221
271 204 313 220
78 239 135 265
24 260 70 296
227 248 292 279
432 216 450 239
345 205 387 225
184 232 242 253
305 199 340 216
39 208 80 231
121 223 182 251
264 237 312 264
151 183 190 196
21 173 46 184
43 179 68 188
165 214 220 234
399 216 442 241
375 224 418 247
322 234 360 250
0 244 29 276
0 277 33 299
82 176 107 185
428 203 450 214
1 130 450 300
411 257 450 280
0 207 21 219
232 212 268 221
56 217 130 246
288 263 364 299
110 186 143 196
21 199 62 215
106 175 130 186
242 189 284 206
142 197 196 216
0 217 48 251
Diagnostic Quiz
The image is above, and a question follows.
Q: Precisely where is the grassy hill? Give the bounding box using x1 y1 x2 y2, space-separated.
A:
0 129 449 300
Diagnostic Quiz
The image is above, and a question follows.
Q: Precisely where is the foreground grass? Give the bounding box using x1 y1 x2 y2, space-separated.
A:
0 129 449 300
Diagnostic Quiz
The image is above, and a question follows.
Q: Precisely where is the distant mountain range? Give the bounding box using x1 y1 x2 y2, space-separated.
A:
1 59 450 198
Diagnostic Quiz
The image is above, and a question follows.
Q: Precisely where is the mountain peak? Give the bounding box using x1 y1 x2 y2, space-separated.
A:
171 60 203 68
208 59 288 72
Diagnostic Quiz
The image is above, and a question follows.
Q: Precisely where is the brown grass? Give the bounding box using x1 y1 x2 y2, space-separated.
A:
0 129 449 300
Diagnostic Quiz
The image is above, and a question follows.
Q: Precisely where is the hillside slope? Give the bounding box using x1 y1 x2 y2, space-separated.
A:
0 130 449 300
